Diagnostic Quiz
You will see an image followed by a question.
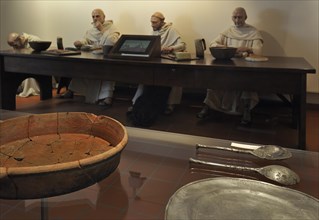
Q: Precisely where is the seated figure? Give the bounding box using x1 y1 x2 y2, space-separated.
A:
60 8 120 107
7 32 41 97
197 7 264 125
128 12 186 115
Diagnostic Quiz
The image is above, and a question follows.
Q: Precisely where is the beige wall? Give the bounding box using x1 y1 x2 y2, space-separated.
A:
1 0 318 93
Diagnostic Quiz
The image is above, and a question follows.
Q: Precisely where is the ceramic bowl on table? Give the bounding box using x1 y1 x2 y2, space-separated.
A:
29 41 52 52
0 112 128 199
209 47 237 60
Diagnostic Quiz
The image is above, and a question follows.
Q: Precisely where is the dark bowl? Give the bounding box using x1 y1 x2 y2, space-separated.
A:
209 47 237 60
29 41 52 52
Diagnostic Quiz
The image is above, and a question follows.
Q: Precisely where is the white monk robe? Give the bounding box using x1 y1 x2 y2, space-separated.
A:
68 20 120 103
18 33 41 97
204 24 263 115
132 22 186 105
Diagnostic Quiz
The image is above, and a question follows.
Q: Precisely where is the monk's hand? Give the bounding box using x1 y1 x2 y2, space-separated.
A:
162 46 174 54
236 47 252 57
237 46 252 53
93 21 103 31
74 41 82 49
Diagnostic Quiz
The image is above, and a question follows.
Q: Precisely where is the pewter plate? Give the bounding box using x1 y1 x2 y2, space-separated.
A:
165 177 319 220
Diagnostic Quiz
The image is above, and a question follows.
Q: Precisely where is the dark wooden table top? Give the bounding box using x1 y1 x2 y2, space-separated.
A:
0 48 316 73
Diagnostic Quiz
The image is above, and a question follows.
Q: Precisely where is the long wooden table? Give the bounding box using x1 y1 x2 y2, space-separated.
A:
0 49 316 149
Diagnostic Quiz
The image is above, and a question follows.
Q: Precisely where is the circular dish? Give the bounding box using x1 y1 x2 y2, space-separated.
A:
29 41 51 52
209 47 237 60
165 177 318 220
245 55 269 62
0 112 128 199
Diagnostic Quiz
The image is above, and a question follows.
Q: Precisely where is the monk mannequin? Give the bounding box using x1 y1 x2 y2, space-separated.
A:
7 32 41 97
197 7 263 126
128 12 186 115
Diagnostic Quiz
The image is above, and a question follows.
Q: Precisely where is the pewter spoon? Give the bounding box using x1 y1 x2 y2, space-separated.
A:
189 158 300 185
196 144 292 160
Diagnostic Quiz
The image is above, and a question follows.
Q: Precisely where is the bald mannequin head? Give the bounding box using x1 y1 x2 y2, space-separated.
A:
92 8 105 24
232 7 247 27
151 12 165 31
7 32 26 49
152 12 165 20
7 32 19 44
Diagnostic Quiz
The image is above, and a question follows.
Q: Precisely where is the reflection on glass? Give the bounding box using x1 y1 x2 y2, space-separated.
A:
128 171 147 199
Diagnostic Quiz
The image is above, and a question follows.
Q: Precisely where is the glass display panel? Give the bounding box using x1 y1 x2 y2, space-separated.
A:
118 39 152 54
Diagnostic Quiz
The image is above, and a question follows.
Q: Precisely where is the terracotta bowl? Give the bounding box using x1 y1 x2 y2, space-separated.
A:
209 47 237 60
29 41 51 52
0 112 128 199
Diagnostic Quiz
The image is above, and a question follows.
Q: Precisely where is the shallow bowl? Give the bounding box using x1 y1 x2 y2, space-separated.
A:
29 41 52 51
0 112 128 199
209 47 237 60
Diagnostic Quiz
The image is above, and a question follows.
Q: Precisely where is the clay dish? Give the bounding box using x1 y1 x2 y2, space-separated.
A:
0 112 128 199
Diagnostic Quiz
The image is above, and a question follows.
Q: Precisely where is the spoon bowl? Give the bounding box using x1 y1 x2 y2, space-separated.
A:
258 165 300 186
253 145 292 160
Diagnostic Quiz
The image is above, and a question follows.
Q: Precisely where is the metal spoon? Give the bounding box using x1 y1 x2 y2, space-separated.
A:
189 158 300 185
196 144 292 160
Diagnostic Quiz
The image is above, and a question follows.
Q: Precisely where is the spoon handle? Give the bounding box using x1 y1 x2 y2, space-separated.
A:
189 158 256 172
196 144 252 154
